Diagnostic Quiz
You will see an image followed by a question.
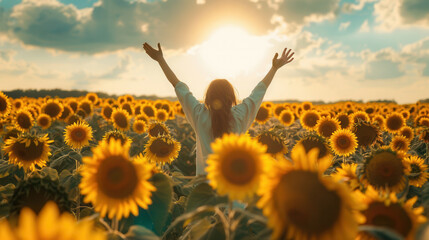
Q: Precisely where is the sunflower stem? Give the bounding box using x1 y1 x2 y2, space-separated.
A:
75 148 81 220
228 200 233 240
112 217 119 233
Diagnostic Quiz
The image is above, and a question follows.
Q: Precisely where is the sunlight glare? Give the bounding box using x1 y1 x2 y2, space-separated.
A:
197 25 271 79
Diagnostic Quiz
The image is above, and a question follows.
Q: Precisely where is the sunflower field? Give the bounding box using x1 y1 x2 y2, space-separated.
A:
1 91 429 240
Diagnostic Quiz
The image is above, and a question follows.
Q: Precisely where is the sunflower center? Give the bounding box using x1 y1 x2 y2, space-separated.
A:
0 97 7 111
17 113 32 129
135 123 144 131
71 128 87 142
319 121 337 138
258 134 283 154
386 116 403 131
60 107 71 119
221 152 257 185
149 125 168 137
256 107 269 121
11 140 44 162
149 139 174 158
366 152 404 188
157 112 167 121
364 202 412 238
336 135 351 149
80 102 92 115
354 123 378 147
300 138 328 159
143 106 155 117
409 164 421 180
39 117 49 126
401 129 412 139
44 103 61 118
303 113 319 128
113 113 128 129
273 171 341 234
97 156 138 199
103 106 113 119
392 140 406 151
338 115 350 129
282 113 292 123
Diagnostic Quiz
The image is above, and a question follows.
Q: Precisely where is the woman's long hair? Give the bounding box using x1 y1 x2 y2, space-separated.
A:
204 79 237 139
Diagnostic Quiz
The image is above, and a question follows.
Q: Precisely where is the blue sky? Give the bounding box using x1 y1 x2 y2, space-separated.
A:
0 0 428 103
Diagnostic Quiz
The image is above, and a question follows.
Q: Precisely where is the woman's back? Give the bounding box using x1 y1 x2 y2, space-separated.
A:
175 81 268 175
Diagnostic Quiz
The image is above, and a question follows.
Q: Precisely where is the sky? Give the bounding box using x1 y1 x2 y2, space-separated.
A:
0 0 428 104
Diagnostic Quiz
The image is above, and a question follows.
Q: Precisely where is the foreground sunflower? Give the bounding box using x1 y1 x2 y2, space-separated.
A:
79 140 156 219
64 121 93 149
358 186 426 240
0 202 105 240
3 134 53 172
329 129 358 157
359 148 410 193
206 133 271 201
257 144 365 240
404 155 428 187
144 135 181 165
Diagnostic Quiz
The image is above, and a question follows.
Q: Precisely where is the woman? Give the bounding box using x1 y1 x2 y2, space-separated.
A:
143 42 294 175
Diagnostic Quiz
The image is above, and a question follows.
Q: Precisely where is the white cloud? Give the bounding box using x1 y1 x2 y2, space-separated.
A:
339 21 350 30
359 20 370 32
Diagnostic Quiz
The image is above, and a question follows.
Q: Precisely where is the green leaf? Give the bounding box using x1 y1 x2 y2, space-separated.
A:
40 167 59 181
125 225 160 240
0 160 17 178
185 182 228 213
131 173 173 235
59 169 80 201
181 217 214 240
0 183 15 200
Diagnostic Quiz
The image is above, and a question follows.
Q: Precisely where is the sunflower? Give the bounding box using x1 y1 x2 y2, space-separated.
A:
64 121 93 149
14 108 34 132
142 103 156 118
59 105 73 122
301 101 313 111
336 113 351 129
155 109 169 122
278 109 295 126
111 108 130 131
206 133 270 201
67 99 78 112
36 113 52 129
329 129 358 157
390 135 410 153
274 104 286 117
292 134 332 164
359 148 409 193
0 202 106 240
257 144 365 240
102 130 132 147
255 105 271 124
9 176 72 217
147 121 170 137
135 113 150 123
0 91 12 117
315 116 340 138
42 99 64 119
75 108 87 119
86 92 98 103
78 100 93 116
121 102 134 116
13 99 23 110
67 114 82 125
256 131 288 158
79 140 156 219
144 135 181 165
372 114 385 130
3 134 53 172
353 121 381 149
300 110 321 131
358 186 426 240
133 120 146 134
419 127 429 143
351 111 370 125
385 113 405 134
419 117 429 127
398 126 414 141
331 163 360 190
404 155 428 187
101 104 113 121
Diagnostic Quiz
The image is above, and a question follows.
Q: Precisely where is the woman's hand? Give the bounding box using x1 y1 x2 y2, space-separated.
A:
143 42 164 62
272 48 294 70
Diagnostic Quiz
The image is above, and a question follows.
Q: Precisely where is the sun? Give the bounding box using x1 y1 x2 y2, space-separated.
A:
196 25 270 78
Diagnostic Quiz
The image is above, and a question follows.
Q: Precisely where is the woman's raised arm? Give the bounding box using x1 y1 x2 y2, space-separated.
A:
143 42 180 87
261 48 295 88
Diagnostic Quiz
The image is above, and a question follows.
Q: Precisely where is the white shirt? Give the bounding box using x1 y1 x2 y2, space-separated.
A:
174 81 268 175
